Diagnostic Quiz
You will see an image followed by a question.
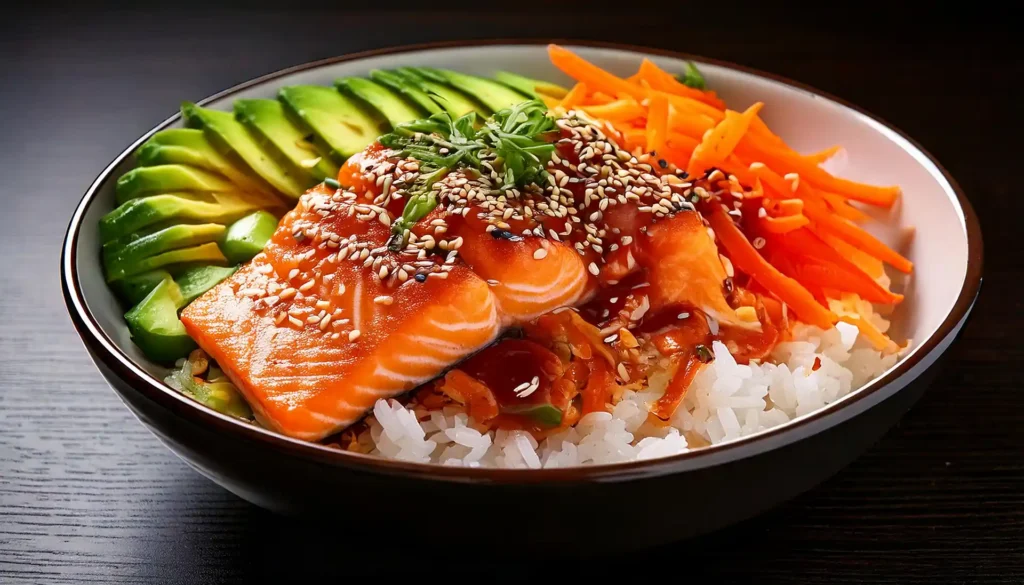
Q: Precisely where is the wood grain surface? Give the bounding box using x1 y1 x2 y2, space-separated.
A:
1 7 1021 583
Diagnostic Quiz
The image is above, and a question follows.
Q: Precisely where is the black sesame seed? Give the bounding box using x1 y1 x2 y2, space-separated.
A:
414 273 427 283
658 159 668 169
677 171 689 179
695 344 714 363
490 228 523 242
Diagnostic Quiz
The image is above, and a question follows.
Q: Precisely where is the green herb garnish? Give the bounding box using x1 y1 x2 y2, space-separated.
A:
695 344 714 363
677 62 707 90
379 99 557 250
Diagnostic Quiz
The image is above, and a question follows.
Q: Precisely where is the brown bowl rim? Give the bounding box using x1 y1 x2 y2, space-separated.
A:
61 39 984 485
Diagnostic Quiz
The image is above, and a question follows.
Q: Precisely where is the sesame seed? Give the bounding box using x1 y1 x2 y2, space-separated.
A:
315 300 330 310
278 288 297 300
533 248 548 260
604 333 619 343
298 280 316 292
274 311 287 325
348 330 362 341
374 295 394 305
678 312 690 320
616 363 630 382
319 314 332 330
378 266 389 280
588 262 600 276
753 237 766 249
288 268 300 280
758 207 768 219
288 316 304 327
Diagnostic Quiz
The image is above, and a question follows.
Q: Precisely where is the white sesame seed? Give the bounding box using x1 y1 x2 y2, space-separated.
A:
588 262 600 276
378 266 389 280
533 248 548 260
753 237 767 249
348 330 361 341
617 363 630 382
298 280 316 292
374 295 394 305
288 316 303 327
278 288 297 300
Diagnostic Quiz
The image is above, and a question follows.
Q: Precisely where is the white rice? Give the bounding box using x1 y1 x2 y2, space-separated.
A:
358 320 903 468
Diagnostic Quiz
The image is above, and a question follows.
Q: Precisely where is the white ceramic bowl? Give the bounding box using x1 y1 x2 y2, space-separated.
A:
62 42 983 548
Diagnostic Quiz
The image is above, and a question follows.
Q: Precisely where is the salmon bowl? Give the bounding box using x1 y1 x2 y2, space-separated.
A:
61 41 982 548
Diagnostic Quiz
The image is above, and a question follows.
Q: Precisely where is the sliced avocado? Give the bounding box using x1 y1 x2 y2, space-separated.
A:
393 68 487 118
104 223 226 281
234 99 338 182
183 102 310 198
221 210 279 264
99 192 269 243
124 278 196 362
115 164 235 204
278 85 383 166
493 71 569 100
109 269 173 306
336 77 423 128
136 129 276 197
114 242 227 280
175 265 237 306
370 69 443 116
418 68 529 112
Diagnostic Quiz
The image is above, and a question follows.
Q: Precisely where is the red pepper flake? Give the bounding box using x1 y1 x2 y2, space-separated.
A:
812 356 822 371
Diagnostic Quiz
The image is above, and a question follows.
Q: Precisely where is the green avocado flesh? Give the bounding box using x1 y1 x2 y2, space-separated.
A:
221 210 279 264
99 192 271 243
175 265 237 306
393 68 487 118
115 164 236 204
103 223 226 281
418 68 530 112
183 102 310 198
493 71 569 99
124 278 196 362
370 69 444 116
234 98 338 182
335 77 423 128
278 85 383 165
135 129 274 196
110 269 174 306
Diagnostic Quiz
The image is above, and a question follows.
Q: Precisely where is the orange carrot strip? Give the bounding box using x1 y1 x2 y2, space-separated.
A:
558 82 589 109
808 145 842 164
636 58 726 108
621 127 648 151
760 214 810 233
839 315 899 353
548 44 645 101
688 103 764 177
645 93 670 154
589 91 616 105
651 89 726 122
666 101 716 139
743 131 900 207
666 132 700 152
580 99 645 122
765 198 804 216
706 205 837 329
581 358 614 414
803 203 913 273
815 229 886 280
649 352 704 421
820 191 871 222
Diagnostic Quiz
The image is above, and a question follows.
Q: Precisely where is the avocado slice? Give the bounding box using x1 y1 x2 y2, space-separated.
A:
124 278 196 362
221 210 279 264
112 242 227 280
109 269 174 306
493 71 569 100
103 223 226 281
136 129 276 197
393 68 487 118
278 85 383 166
183 102 310 198
115 164 236 204
369 69 443 117
335 77 423 128
99 192 271 243
175 265 237 306
234 99 338 182
417 68 530 112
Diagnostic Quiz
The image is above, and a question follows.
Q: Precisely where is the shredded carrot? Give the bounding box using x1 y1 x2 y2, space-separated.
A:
645 94 669 154
808 145 842 164
636 58 725 108
580 99 645 122
666 132 700 152
688 103 763 177
801 196 913 273
581 359 614 414
706 205 836 329
760 214 809 233
839 315 899 353
816 229 885 279
589 91 617 105
649 352 704 421
548 44 644 101
764 198 804 217
820 191 871 222
558 82 589 109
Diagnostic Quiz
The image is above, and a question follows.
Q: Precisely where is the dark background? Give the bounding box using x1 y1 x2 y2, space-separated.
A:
1 7 1021 584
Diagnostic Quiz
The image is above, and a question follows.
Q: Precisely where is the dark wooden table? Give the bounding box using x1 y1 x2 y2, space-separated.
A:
1 8 1021 583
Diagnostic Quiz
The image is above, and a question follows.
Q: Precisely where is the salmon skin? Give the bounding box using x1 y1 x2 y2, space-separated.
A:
183 112 745 440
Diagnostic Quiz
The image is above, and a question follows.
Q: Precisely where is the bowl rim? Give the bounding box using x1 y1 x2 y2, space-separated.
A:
61 38 983 484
